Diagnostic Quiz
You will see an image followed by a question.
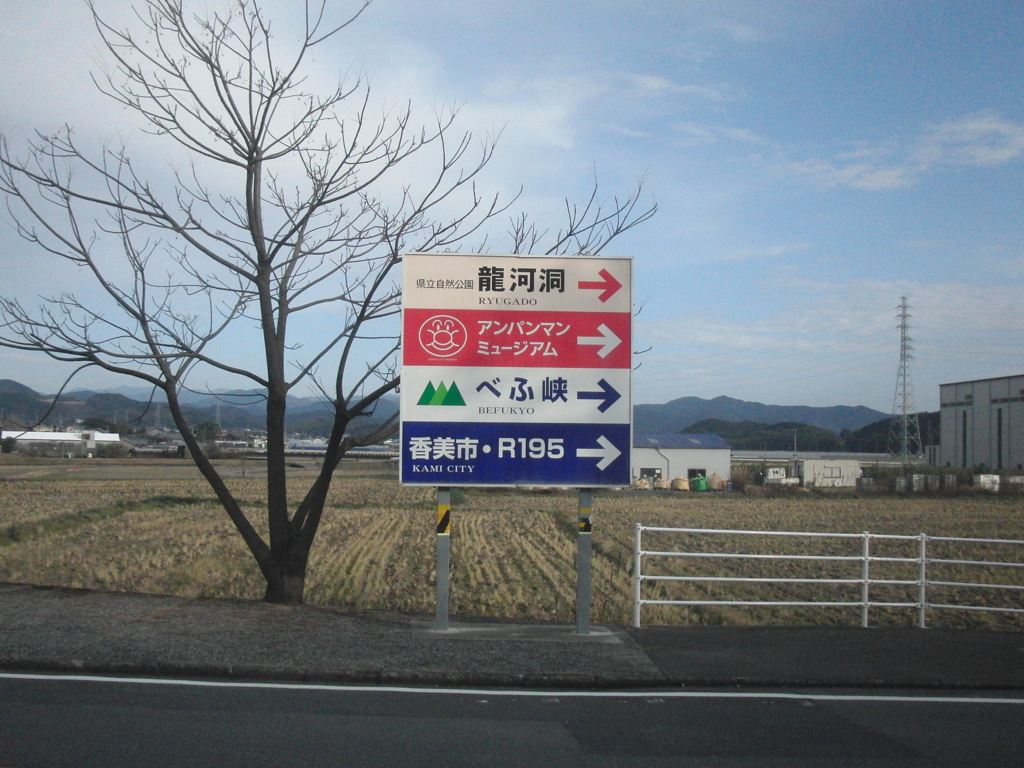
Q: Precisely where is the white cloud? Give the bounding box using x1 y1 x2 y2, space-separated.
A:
718 126 766 144
783 158 917 191
913 111 1024 168
627 74 686 96
782 111 1024 190
717 242 816 261
897 238 948 251
703 19 768 43
625 75 736 105
670 122 720 147
678 84 731 102
610 126 656 140
0 3 113 136
465 76 605 150
671 121 767 148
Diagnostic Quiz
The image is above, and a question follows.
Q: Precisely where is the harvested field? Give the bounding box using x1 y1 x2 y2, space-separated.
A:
0 459 1021 628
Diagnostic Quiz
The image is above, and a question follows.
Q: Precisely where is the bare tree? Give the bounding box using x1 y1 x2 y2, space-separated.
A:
0 0 655 603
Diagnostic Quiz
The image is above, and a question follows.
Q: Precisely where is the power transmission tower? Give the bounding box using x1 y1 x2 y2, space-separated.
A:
888 296 922 465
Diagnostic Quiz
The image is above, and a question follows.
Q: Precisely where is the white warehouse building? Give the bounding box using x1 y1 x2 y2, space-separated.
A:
632 433 731 483
1 430 121 457
938 374 1024 471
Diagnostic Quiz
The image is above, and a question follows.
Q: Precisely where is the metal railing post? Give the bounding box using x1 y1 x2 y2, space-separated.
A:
861 531 871 627
633 523 643 628
918 533 928 628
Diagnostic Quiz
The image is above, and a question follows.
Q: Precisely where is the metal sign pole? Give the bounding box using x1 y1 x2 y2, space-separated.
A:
576 488 593 635
435 487 451 631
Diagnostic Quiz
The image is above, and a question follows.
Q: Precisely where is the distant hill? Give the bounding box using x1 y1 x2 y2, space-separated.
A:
0 380 39 397
635 395 887 435
684 419 845 452
843 412 940 453
66 386 326 415
0 379 398 437
0 379 49 426
687 412 942 453
3 378 906 441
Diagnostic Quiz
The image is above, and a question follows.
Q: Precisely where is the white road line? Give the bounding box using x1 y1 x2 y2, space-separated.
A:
1 673 1022 705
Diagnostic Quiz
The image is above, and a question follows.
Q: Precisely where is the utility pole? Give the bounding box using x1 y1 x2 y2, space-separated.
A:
888 296 922 466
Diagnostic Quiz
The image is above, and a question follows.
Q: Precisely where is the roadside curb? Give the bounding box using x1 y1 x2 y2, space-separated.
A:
0 658 667 690
5 658 1024 691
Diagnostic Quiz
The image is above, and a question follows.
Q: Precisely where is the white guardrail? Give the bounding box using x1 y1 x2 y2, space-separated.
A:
632 525 1024 628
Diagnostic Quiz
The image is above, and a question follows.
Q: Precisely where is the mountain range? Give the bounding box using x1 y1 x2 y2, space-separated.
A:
0 379 398 436
634 395 888 435
1 379 892 438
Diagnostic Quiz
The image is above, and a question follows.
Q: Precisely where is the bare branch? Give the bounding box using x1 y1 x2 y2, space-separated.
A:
0 0 654 604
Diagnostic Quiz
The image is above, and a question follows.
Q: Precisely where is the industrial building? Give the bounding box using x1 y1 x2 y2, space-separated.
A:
938 374 1024 471
632 433 731 484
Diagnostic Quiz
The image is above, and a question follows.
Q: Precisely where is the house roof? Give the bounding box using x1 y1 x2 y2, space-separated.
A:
634 433 732 450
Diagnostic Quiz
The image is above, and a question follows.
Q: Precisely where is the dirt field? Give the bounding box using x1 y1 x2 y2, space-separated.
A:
1 457 1021 628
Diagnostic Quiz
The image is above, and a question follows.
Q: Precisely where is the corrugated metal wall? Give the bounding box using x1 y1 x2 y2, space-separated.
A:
939 374 1024 471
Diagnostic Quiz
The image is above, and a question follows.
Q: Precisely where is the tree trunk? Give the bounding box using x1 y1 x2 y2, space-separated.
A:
263 560 307 604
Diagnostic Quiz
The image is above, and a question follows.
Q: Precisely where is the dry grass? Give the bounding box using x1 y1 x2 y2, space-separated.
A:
0 501 263 599
1 462 1022 629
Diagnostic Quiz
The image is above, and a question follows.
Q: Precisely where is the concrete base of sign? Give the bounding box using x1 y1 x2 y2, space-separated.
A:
412 621 623 644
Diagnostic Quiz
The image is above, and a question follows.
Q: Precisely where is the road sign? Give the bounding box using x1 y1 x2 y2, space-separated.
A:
400 253 631 487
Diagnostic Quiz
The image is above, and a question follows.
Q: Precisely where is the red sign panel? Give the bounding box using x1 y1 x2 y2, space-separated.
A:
402 308 632 369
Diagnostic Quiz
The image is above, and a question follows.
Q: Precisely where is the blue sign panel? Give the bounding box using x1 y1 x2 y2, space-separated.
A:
401 421 631 486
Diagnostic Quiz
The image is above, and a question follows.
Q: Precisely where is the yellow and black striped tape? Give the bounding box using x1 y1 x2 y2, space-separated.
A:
578 516 592 534
436 504 451 535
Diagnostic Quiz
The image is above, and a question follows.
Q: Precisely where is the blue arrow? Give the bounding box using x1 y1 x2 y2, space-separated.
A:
576 378 621 413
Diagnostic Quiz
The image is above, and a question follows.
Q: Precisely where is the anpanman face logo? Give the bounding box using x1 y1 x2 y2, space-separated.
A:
418 314 467 357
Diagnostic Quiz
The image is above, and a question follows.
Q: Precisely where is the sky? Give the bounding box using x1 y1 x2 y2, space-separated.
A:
0 0 1022 412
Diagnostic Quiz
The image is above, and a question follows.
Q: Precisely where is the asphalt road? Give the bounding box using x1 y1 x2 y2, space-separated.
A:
1 674 1023 767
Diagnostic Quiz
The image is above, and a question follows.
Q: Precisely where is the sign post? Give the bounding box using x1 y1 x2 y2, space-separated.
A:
576 489 593 634
401 253 632 629
435 487 451 631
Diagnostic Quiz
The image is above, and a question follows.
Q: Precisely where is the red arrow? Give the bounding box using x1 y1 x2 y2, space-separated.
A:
578 268 622 303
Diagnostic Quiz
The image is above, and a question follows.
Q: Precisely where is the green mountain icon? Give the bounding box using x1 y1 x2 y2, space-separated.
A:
417 381 466 406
